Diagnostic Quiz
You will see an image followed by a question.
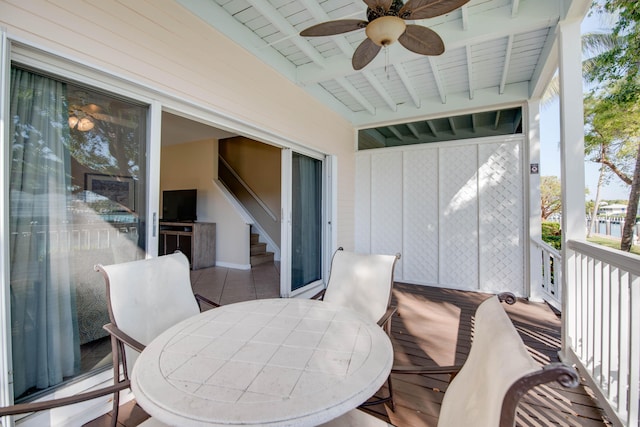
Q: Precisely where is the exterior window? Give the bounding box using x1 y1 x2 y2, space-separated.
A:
9 66 148 400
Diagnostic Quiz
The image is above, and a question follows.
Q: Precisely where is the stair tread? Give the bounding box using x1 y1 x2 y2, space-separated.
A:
251 252 274 266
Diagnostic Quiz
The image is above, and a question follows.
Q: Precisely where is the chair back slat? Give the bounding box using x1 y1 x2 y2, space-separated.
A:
437 296 540 427
97 252 199 376
323 250 398 323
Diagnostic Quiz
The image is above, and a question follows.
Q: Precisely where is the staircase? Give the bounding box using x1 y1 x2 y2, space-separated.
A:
250 231 274 266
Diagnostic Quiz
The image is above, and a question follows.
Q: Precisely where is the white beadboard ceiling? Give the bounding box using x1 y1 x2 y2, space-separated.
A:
177 0 590 132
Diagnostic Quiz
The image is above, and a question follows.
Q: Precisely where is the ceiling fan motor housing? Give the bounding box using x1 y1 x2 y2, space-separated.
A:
367 0 404 21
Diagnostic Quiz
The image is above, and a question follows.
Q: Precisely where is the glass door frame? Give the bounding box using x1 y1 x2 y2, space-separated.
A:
280 148 334 298
0 37 161 424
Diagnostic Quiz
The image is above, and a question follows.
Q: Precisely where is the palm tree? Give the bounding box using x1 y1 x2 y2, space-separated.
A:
542 32 619 104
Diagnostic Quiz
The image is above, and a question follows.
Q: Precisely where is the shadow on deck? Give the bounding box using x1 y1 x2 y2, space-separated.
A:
364 283 611 427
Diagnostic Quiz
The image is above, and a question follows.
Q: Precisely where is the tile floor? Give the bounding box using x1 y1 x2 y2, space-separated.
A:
190 261 281 305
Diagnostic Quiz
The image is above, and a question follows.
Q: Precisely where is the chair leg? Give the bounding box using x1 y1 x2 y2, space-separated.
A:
110 336 124 427
387 375 395 412
111 390 120 427
358 374 394 411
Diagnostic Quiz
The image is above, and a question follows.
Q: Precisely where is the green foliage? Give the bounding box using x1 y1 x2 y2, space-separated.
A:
588 0 640 252
540 176 562 220
590 0 640 102
584 87 640 184
542 221 562 250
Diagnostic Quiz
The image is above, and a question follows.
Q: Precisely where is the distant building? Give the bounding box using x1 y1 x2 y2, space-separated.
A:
597 203 628 216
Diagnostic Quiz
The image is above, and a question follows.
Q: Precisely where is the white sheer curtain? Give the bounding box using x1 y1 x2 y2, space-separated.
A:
9 68 79 398
291 153 322 291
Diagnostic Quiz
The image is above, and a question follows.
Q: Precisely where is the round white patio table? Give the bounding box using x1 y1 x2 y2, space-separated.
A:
131 298 393 426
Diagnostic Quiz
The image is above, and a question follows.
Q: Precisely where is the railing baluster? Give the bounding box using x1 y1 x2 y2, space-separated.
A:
564 240 640 427
629 273 640 425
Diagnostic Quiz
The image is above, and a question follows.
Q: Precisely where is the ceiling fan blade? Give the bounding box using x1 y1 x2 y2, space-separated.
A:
352 38 382 70
398 25 445 56
300 20 367 37
399 0 470 20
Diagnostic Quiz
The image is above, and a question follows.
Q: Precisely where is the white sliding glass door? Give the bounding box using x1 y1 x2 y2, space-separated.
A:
6 65 149 403
280 149 326 297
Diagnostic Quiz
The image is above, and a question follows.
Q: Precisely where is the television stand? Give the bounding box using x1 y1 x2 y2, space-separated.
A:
158 221 216 269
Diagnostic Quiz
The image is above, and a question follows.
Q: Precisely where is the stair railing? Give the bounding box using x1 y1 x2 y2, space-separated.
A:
219 156 277 222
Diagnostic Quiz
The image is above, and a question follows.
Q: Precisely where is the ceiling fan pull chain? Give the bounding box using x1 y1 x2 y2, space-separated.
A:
385 46 390 80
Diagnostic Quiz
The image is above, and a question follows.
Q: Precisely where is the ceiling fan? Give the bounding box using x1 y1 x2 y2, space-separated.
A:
300 0 469 70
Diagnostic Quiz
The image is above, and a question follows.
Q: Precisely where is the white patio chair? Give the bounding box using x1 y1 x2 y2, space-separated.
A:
323 293 579 427
95 251 219 427
313 247 400 409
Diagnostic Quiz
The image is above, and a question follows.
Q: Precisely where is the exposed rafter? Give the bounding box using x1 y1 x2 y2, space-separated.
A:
407 123 420 139
184 0 588 129
429 57 447 104
461 5 470 30
389 126 404 140
500 35 514 94
335 76 376 115
448 117 457 134
394 64 420 108
466 45 474 99
426 120 438 137
245 0 326 68
363 71 397 111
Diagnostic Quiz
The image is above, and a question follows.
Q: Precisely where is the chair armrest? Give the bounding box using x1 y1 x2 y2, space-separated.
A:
103 323 145 353
311 289 326 300
500 362 579 425
195 293 220 309
0 380 131 416
377 306 397 330
391 364 465 375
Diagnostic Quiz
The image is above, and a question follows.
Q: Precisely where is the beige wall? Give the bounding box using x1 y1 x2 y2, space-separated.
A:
219 137 281 247
1 0 356 250
160 140 250 268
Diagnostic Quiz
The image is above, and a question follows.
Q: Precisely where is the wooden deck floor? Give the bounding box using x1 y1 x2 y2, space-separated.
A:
86 280 612 427
364 283 612 427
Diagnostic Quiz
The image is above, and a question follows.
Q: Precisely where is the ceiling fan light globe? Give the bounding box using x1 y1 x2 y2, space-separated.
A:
365 16 406 47
68 115 79 129
77 117 95 132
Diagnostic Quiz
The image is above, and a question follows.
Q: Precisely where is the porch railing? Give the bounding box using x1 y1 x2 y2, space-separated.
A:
563 239 640 427
532 238 563 311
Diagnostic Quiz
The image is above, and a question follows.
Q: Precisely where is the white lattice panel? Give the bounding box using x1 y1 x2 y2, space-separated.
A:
355 154 371 253
371 152 403 278
478 142 524 295
403 149 439 284
355 137 526 295
439 145 479 290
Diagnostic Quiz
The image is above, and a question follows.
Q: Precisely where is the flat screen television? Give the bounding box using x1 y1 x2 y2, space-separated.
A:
162 189 197 222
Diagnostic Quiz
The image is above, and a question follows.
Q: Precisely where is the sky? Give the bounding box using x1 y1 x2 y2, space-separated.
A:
538 9 631 202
